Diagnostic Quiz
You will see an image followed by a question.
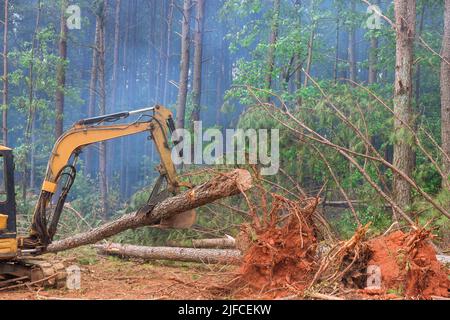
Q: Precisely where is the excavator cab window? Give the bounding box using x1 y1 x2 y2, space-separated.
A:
0 149 16 236
0 156 6 203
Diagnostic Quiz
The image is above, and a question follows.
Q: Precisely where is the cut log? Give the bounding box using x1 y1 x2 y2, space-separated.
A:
95 243 242 265
47 169 252 253
192 238 236 249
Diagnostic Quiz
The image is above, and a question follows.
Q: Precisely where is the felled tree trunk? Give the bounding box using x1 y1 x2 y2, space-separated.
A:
95 243 242 265
47 169 252 253
192 238 236 249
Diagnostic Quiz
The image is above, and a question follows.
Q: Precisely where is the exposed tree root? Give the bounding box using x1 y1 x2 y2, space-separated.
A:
365 228 449 299
233 195 320 298
231 190 449 300
310 223 372 290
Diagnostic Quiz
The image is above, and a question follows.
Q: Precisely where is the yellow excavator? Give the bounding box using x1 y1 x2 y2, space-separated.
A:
0 105 195 287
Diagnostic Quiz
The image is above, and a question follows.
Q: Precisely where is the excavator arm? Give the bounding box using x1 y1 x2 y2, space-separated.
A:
21 105 190 252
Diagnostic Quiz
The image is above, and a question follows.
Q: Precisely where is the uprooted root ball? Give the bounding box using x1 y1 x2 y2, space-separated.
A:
366 230 449 299
236 196 320 296
232 191 449 300
309 223 372 292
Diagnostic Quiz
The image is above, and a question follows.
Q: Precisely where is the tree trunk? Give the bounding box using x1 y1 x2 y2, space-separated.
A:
215 29 227 126
2 0 8 146
333 13 340 84
393 0 416 211
120 0 131 197
175 0 191 129
293 0 302 105
106 0 121 183
190 0 205 125
264 0 280 101
368 37 378 84
348 0 357 84
442 0 450 189
97 0 108 218
163 0 174 106
85 19 100 177
368 0 380 85
23 0 41 200
303 28 315 87
154 1 164 104
30 112 36 190
414 5 425 107
47 169 252 252
111 0 120 114
95 243 241 265
128 0 139 197
303 0 316 87
55 0 68 139
215 61 223 126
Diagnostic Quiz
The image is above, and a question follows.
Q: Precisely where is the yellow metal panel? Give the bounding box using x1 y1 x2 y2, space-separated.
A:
151 106 180 191
42 105 179 191
0 238 17 256
42 180 58 193
0 214 7 229
45 122 153 184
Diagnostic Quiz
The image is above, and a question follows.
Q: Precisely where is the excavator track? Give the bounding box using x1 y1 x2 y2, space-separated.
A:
0 259 66 290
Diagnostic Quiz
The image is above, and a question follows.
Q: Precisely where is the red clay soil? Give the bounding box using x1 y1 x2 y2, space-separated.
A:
0 256 237 300
235 192 449 300
237 196 319 297
367 230 449 299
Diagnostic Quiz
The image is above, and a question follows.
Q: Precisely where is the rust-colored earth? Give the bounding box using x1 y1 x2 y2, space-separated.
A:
0 249 237 300
231 194 449 300
366 230 449 299
236 196 318 298
0 227 448 300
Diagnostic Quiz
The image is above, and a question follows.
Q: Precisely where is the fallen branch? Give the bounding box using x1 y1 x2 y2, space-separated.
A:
47 169 252 253
95 243 242 265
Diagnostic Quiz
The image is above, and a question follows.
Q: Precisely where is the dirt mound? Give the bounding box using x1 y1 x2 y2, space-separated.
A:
367 230 449 299
236 195 319 297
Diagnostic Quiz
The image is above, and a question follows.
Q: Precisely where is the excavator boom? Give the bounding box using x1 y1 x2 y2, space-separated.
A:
22 105 193 252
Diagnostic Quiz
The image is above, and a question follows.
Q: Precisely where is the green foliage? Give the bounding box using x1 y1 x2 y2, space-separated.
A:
4 0 449 249
232 76 447 240
333 206 392 239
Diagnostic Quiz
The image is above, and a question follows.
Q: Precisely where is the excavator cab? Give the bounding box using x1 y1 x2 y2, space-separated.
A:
0 146 17 260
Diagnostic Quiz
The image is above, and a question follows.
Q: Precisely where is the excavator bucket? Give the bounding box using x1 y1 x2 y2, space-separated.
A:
139 175 197 229
161 209 196 229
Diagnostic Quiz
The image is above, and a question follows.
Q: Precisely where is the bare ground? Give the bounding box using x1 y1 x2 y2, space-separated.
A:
0 245 448 300
0 247 237 300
